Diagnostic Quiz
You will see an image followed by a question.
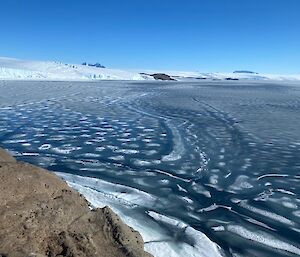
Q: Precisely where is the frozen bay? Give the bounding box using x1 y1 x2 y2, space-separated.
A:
1 80 300 257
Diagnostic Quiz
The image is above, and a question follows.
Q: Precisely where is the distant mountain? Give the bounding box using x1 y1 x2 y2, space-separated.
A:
233 70 258 74
82 62 106 68
141 70 300 81
0 56 299 82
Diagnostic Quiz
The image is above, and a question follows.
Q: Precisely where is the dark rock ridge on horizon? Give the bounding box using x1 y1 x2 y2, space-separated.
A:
225 77 239 81
140 73 176 81
233 70 258 74
82 62 106 68
0 148 152 257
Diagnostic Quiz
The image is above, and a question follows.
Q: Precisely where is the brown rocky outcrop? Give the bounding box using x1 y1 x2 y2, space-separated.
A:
0 148 153 257
140 73 176 81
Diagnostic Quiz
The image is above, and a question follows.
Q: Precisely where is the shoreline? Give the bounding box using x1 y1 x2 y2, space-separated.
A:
0 147 152 257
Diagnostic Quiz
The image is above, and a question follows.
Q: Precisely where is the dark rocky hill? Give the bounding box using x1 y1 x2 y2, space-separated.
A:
0 148 152 257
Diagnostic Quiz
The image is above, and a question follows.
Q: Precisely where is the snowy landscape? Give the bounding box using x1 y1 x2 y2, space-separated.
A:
1 56 300 82
1 0 300 256
1 56 300 257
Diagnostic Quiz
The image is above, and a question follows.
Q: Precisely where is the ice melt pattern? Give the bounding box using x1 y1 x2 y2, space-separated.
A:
1 80 300 257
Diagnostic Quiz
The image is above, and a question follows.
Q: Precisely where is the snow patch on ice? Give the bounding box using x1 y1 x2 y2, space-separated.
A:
55 172 224 257
227 225 300 255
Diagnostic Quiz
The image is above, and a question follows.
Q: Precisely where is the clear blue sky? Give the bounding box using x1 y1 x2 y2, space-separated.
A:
1 0 299 73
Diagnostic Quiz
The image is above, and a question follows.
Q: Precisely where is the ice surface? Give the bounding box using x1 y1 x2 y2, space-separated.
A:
227 225 300 255
56 172 224 257
1 80 300 257
239 201 295 226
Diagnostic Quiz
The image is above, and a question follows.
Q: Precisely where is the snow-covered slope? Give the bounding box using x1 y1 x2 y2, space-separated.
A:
137 69 300 81
1 56 299 81
0 57 152 81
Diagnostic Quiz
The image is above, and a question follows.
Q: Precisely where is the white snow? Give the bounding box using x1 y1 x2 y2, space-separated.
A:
55 172 224 257
227 225 300 256
1 56 299 81
0 57 152 81
136 69 300 81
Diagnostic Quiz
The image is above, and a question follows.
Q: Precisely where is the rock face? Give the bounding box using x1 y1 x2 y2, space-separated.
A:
0 148 153 257
140 73 175 81
233 70 258 74
0 148 16 163
225 77 239 81
151 73 175 81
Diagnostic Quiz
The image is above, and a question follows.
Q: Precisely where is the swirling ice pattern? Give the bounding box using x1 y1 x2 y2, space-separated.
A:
1 81 300 257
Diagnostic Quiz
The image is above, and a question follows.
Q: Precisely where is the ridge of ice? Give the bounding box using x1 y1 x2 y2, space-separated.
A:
56 172 224 257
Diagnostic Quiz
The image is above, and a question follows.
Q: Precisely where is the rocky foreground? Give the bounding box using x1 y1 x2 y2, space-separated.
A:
0 148 153 257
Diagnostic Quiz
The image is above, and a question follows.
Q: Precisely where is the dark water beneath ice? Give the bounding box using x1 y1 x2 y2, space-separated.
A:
1 80 300 256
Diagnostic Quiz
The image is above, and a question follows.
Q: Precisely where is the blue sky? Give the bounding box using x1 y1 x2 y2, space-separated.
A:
1 0 299 73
